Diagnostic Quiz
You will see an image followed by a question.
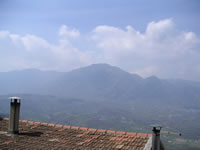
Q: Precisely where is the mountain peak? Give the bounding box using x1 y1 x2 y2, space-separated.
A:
71 63 143 81
84 63 119 71
146 75 160 81
89 63 112 67
72 63 125 74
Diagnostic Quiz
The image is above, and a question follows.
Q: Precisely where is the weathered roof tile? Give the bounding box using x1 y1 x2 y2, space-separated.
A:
0 118 152 150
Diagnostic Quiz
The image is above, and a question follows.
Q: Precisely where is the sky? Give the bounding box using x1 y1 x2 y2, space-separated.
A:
0 0 200 81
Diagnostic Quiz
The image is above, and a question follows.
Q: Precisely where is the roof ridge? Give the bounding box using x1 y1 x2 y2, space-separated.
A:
3 117 152 137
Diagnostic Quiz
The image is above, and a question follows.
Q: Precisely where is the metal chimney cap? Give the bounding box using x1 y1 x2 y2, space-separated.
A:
150 124 162 128
8 97 22 100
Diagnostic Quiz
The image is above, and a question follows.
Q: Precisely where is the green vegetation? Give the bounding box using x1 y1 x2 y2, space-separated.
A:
1 94 200 150
161 135 200 150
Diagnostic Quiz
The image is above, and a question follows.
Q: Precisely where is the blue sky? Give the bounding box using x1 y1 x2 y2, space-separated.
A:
0 0 200 81
1 0 200 37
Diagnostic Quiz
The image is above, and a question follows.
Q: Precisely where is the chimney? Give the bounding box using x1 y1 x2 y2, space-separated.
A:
152 126 162 150
8 97 21 135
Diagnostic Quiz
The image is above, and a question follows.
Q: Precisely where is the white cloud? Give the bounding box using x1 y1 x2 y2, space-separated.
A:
58 25 80 38
0 19 200 81
0 31 10 39
146 19 175 40
21 35 50 51
134 66 158 78
0 27 90 71
92 19 200 80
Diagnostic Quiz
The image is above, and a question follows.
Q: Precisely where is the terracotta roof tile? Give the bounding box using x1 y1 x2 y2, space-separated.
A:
55 124 64 128
88 128 97 132
79 127 88 131
97 129 106 133
71 126 80 130
40 122 48 126
63 125 71 129
127 132 137 136
106 129 116 134
34 121 41 125
116 131 127 135
136 133 149 138
20 120 28 123
27 120 34 125
0 118 152 150
47 123 56 127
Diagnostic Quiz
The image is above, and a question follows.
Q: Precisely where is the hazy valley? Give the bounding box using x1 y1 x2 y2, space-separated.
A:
1 64 200 150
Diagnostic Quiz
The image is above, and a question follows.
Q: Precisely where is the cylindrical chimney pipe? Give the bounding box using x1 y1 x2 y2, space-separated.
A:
8 97 21 134
152 126 162 150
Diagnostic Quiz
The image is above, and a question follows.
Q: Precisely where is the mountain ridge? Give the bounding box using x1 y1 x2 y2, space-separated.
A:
1 63 200 104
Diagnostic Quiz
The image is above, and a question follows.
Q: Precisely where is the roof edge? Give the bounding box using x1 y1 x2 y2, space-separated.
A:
2 118 152 138
143 136 152 150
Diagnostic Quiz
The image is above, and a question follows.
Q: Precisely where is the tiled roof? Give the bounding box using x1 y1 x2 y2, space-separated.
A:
0 118 152 150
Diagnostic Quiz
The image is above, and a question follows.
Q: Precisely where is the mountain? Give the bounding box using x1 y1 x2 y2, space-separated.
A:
1 64 200 107
0 68 62 95
1 64 200 150
47 64 144 100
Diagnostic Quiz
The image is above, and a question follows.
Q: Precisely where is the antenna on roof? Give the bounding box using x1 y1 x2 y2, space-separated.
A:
150 124 182 137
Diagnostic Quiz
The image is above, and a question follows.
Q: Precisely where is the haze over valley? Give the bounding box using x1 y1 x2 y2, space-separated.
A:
1 64 200 150
1 1 200 149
